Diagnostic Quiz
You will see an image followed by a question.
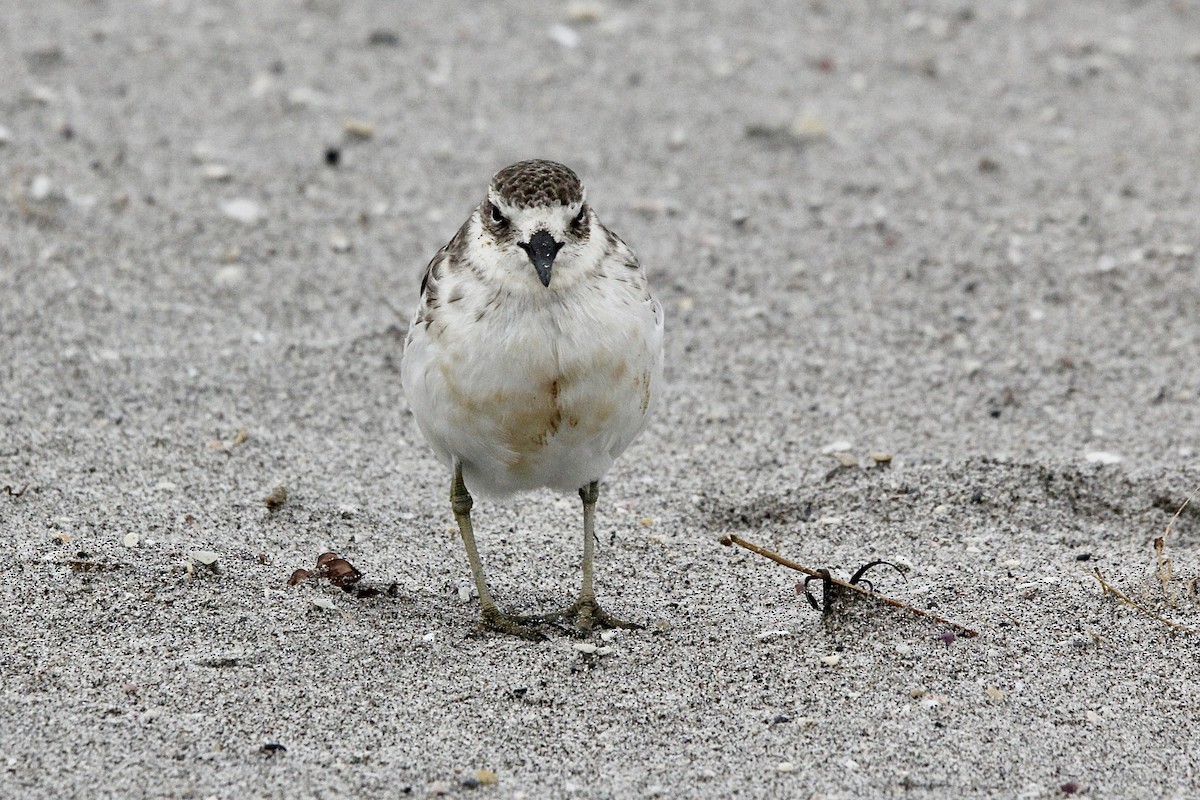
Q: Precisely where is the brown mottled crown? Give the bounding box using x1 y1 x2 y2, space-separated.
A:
489 160 584 209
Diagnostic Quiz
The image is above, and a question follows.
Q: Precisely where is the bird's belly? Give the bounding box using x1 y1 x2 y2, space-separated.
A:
437 337 652 493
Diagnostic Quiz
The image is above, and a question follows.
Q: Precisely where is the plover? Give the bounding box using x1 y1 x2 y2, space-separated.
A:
401 160 664 639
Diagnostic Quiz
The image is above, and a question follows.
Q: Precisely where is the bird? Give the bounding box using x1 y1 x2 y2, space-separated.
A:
400 159 664 639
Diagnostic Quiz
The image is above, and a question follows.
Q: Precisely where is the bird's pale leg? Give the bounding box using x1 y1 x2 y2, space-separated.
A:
543 481 642 633
450 463 544 641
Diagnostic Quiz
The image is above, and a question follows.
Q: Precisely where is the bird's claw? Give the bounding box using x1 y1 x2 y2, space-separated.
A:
478 606 547 641
537 598 642 636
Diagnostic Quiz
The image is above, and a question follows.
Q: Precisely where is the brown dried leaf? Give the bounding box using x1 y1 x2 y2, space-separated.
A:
324 558 362 588
287 568 311 586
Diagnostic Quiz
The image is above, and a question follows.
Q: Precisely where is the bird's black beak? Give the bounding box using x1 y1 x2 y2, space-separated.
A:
518 230 563 287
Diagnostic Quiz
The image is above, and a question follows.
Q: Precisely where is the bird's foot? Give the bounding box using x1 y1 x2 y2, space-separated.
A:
478 606 547 641
538 597 642 636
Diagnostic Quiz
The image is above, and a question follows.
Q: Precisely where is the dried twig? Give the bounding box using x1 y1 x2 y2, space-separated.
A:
1161 481 1200 542
1089 568 1194 634
2 483 28 497
1154 480 1198 605
720 533 978 638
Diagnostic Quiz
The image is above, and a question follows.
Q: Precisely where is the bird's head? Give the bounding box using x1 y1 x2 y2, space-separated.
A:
475 160 596 290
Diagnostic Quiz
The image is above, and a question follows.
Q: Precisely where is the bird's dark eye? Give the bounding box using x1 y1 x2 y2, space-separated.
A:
489 203 507 226
573 206 587 226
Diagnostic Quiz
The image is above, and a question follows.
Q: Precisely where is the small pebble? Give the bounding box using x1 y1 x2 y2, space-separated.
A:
122 532 139 548
190 551 220 574
1003 559 1022 569
895 643 912 657
985 685 1005 701
790 114 828 142
1085 451 1122 465
343 119 375 139
201 163 231 181
0 125 11 146
819 654 841 667
249 73 275 98
573 642 598 654
329 232 352 253
214 265 245 287
820 440 853 454
548 24 580 48
599 630 617 642
311 597 336 611
220 198 264 225
29 175 53 201
834 452 858 468
777 761 795 773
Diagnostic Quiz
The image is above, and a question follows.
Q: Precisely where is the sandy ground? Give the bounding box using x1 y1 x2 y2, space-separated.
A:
2 1 1199 797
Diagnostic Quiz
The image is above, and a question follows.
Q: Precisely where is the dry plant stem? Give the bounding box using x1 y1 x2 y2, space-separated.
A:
1154 480 1198 604
720 533 979 638
1161 481 1200 542
1090 568 1195 634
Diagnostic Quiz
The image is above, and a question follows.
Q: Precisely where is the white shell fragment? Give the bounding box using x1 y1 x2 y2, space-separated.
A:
220 198 264 225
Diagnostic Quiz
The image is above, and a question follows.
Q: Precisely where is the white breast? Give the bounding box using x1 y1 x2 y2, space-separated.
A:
403 282 663 498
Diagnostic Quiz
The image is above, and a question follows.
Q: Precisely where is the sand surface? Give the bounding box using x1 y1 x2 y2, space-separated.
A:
2 1 1199 797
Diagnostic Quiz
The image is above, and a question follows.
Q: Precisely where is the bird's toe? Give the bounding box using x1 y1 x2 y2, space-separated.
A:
478 607 548 641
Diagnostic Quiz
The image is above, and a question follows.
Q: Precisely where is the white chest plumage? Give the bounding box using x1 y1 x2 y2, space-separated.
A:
404 269 663 497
